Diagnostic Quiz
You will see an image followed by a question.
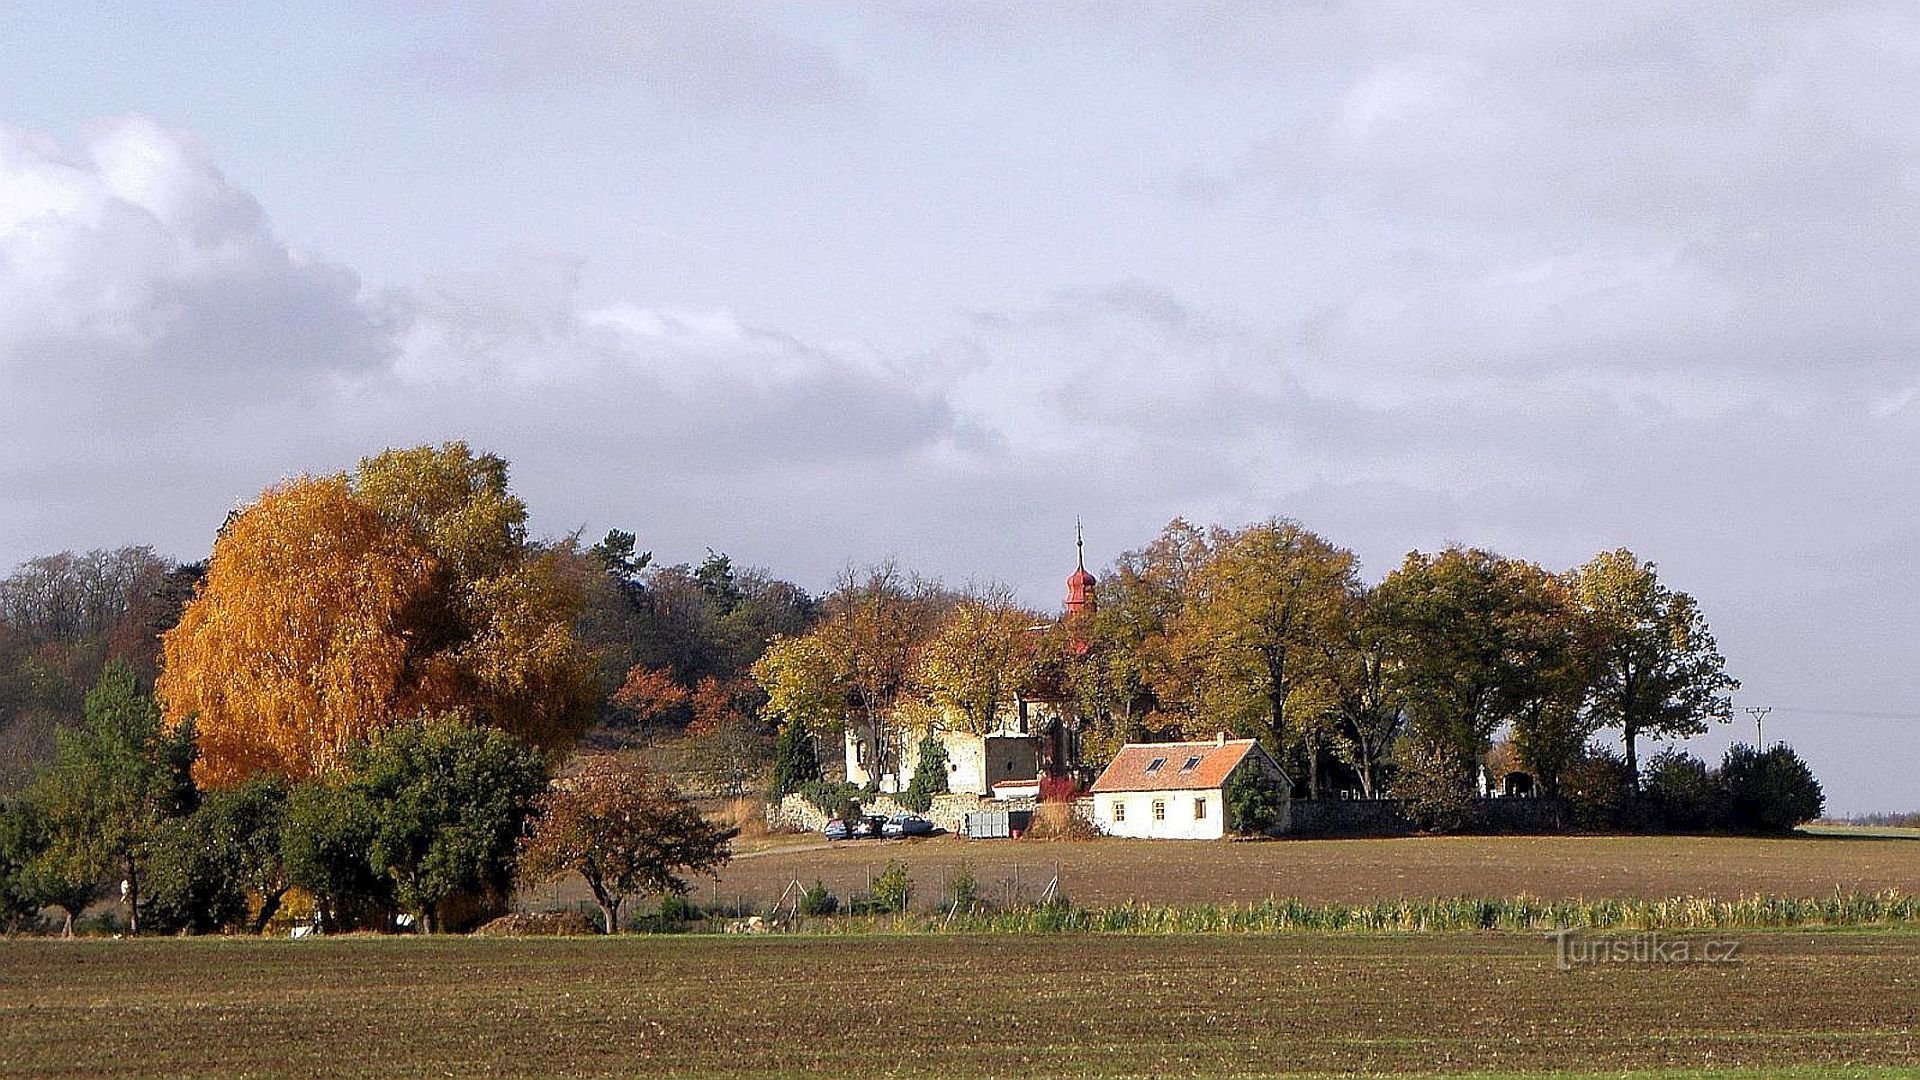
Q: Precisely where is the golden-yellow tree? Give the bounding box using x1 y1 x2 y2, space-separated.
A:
158 443 593 787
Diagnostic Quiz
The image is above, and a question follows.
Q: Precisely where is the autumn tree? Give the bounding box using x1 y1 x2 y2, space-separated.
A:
915 590 1037 735
754 564 946 789
159 443 594 787
1568 549 1738 785
1055 519 1215 760
1168 521 1357 795
1320 585 1403 798
519 756 736 934
1374 548 1575 794
611 666 692 732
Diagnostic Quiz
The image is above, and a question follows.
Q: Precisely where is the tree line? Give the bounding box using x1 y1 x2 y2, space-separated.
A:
0 442 1826 935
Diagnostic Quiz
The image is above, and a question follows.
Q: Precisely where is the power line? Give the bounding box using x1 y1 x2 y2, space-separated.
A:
1745 705 1920 722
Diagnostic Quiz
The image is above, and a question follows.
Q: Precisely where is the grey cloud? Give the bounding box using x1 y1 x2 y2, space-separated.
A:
411 2 860 110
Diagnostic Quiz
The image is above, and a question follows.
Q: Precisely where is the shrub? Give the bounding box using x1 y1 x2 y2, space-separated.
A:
901 736 950 813
1720 744 1824 833
1642 749 1722 831
1038 775 1085 803
946 861 979 911
1223 764 1287 835
1559 747 1635 830
658 892 700 923
799 879 838 916
798 781 865 821
1390 740 1472 833
873 859 913 914
1025 801 1099 840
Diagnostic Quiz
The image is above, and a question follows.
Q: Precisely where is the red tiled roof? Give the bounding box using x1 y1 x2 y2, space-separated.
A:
1089 739 1267 793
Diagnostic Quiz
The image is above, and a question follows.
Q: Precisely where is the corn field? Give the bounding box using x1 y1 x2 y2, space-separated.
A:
796 889 1920 934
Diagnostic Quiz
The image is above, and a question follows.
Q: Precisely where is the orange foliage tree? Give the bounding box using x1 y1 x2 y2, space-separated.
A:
158 443 594 787
519 756 736 934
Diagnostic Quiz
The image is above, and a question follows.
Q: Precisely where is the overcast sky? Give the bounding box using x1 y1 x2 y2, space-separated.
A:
2 3 1915 812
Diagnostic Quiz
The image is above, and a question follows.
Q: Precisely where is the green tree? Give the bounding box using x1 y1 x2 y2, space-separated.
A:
205 777 293 933
767 718 821 801
351 716 550 933
1568 549 1738 785
281 781 386 932
872 859 913 914
142 814 250 935
26 661 194 934
1719 744 1824 833
901 734 950 812
2 796 97 936
0 798 45 932
1374 549 1573 795
519 756 736 934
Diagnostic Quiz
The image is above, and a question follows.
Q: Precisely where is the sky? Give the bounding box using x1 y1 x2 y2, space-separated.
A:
0 2 1915 812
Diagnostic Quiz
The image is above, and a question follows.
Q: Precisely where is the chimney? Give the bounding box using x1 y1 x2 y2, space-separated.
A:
1215 731 1226 747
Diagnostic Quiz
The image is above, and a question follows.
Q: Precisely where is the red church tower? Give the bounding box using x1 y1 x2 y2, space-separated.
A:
1065 521 1097 653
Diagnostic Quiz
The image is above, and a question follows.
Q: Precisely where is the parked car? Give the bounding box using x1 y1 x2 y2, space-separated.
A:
851 814 888 839
882 814 934 838
822 817 850 841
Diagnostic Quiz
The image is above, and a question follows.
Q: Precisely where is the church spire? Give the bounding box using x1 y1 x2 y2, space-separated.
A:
1065 522 1097 621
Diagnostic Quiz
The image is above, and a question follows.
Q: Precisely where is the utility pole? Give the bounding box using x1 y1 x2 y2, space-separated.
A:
1745 706 1772 747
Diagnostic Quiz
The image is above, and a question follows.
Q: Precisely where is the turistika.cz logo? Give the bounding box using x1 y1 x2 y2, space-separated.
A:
1545 929 1743 970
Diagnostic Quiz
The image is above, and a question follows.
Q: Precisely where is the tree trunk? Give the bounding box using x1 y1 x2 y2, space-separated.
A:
61 908 76 939
250 888 288 935
122 853 140 936
1306 736 1321 800
1623 724 1640 789
598 899 621 935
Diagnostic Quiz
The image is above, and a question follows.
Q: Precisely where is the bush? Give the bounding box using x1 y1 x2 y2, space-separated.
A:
657 892 699 923
1559 748 1636 830
1389 740 1472 833
799 878 838 916
1642 749 1722 831
1025 802 1099 840
946 861 979 911
901 736 950 813
873 859 913 914
798 781 865 821
1224 764 1288 834
1038 775 1085 803
1720 744 1824 833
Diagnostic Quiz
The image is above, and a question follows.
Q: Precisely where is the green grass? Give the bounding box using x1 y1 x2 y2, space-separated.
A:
3 931 1917 1078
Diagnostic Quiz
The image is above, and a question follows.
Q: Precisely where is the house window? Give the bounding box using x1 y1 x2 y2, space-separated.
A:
1152 799 1166 821
1146 757 1167 773
1112 801 1126 822
1181 756 1202 771
1194 797 1207 820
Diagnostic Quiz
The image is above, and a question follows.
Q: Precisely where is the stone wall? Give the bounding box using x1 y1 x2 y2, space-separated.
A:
766 790 1039 835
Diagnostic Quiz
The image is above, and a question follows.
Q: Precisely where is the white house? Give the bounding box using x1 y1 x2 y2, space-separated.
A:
1089 736 1288 840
